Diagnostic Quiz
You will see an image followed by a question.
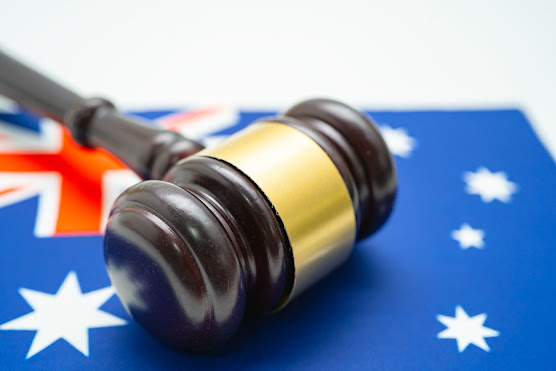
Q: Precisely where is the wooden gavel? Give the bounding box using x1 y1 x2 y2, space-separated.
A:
0 50 397 350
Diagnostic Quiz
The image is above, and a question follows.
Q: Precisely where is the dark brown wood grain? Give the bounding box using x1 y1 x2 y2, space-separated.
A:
284 99 397 239
105 157 293 350
0 50 205 180
66 98 205 179
0 50 396 351
103 99 396 350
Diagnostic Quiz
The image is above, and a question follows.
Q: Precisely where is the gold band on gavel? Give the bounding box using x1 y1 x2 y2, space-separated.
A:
197 122 356 309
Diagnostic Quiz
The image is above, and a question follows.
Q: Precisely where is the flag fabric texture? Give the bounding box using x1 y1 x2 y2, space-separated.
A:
0 104 554 369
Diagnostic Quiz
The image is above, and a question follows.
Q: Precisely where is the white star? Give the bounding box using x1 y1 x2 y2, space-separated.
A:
0 272 126 358
380 125 417 158
464 167 518 203
451 224 485 249
437 306 500 352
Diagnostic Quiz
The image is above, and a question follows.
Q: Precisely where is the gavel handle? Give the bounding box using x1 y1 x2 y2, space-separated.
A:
0 49 81 123
0 49 204 179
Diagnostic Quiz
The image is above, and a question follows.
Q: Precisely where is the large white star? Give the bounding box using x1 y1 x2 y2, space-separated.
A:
0 271 126 358
463 167 518 203
437 306 500 352
380 125 417 158
451 224 485 249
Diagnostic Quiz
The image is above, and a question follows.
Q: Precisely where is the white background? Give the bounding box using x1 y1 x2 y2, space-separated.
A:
0 0 555 159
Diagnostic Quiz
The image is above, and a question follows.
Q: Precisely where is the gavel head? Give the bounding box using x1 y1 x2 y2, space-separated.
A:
103 99 397 350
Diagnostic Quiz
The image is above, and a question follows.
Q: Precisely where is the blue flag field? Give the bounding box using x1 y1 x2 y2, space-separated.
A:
0 105 554 369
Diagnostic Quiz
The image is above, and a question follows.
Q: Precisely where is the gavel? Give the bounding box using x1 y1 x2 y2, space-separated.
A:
0 50 397 350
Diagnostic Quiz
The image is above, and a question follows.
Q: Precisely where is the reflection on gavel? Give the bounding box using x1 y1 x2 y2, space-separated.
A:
0 50 397 350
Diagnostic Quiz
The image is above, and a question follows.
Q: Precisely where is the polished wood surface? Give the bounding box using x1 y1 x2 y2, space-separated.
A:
285 99 397 238
103 99 396 349
0 50 397 350
0 50 204 180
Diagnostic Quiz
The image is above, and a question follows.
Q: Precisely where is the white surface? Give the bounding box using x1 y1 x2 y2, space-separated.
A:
0 0 555 159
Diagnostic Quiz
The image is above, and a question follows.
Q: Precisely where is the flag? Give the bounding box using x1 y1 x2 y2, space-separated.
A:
0 103 554 369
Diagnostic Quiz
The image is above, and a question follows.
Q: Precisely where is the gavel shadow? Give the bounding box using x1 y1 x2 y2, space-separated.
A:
128 242 386 365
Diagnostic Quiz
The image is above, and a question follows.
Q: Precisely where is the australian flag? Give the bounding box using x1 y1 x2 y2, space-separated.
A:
0 97 554 369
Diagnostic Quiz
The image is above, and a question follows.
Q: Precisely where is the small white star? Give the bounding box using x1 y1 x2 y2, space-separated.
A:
380 125 417 158
437 306 500 352
0 272 126 358
464 167 518 203
451 224 485 249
